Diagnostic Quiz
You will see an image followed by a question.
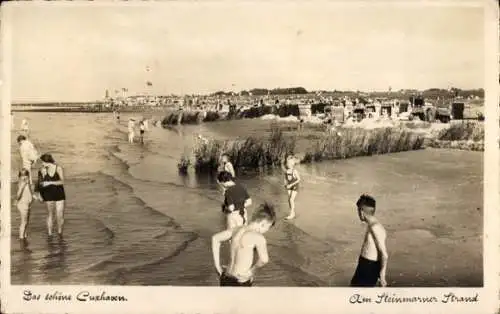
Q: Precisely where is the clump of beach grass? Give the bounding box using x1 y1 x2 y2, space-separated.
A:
183 124 426 173
426 121 484 151
189 125 295 173
427 140 484 151
302 127 425 162
162 104 304 126
204 111 222 122
162 110 221 125
177 155 192 174
162 112 181 125
436 121 484 142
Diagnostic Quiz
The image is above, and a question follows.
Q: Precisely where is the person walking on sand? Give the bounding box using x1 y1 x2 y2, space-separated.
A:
218 171 252 230
283 155 300 220
17 135 39 184
127 119 135 143
15 169 34 240
350 194 389 287
35 154 66 237
212 203 276 286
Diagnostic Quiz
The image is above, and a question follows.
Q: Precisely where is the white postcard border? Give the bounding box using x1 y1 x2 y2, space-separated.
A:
1 1 499 314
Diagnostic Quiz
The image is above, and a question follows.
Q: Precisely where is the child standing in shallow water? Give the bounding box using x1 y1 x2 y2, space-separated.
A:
16 169 33 240
139 120 146 145
128 119 135 143
218 153 236 179
283 155 300 220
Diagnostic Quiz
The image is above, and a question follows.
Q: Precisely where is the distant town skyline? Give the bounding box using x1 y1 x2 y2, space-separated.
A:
7 1 485 103
10 86 485 105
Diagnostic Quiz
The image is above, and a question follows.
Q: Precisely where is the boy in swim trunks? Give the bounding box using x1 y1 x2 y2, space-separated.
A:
218 171 252 229
212 203 276 286
350 194 388 287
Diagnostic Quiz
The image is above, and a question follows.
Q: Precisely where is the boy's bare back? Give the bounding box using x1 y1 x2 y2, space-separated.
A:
227 227 266 281
360 221 386 261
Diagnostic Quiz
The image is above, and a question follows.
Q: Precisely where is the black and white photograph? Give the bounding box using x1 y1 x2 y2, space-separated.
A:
0 1 498 313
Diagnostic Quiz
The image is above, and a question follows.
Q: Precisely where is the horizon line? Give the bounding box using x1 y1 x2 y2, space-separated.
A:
11 86 485 104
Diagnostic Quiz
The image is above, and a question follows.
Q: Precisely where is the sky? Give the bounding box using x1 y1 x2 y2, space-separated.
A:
7 1 485 103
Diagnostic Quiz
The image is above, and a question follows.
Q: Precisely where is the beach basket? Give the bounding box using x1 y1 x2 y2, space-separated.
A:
451 103 465 120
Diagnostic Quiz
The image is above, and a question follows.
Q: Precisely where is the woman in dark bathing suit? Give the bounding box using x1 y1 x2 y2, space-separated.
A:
36 153 66 236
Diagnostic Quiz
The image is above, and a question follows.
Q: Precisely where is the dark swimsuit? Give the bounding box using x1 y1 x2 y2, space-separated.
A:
222 182 248 224
350 256 381 287
285 170 299 191
220 272 253 287
38 166 66 202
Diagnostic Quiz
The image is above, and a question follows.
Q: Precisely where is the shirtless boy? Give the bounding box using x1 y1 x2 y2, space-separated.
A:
350 194 389 287
211 203 276 286
218 171 252 229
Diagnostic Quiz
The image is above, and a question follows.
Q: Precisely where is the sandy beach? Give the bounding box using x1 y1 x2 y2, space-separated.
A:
10 111 482 286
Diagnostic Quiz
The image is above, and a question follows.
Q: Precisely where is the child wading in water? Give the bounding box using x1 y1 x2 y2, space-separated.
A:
139 120 146 145
218 153 236 178
283 155 300 220
217 154 236 196
128 119 135 143
16 169 34 240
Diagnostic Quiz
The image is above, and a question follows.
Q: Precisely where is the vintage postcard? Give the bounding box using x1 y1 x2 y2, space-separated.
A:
1 0 499 313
